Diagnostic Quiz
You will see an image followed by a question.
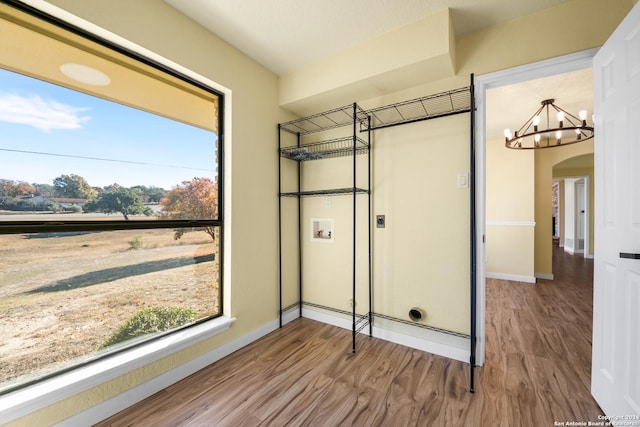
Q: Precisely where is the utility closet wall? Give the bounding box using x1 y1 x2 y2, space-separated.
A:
370 113 470 336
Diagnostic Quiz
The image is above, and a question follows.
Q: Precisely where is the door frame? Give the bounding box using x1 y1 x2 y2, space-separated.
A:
474 49 598 366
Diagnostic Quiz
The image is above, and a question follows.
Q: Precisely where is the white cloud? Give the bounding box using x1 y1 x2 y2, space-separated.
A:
0 93 90 132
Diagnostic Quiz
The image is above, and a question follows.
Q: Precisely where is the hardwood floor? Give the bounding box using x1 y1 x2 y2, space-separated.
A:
95 248 600 426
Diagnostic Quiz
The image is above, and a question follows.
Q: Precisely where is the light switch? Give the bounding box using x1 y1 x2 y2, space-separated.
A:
457 173 469 189
376 215 385 228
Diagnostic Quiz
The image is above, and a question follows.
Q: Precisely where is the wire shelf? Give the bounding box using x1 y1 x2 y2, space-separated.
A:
364 87 471 131
280 104 369 135
280 136 369 161
280 187 369 198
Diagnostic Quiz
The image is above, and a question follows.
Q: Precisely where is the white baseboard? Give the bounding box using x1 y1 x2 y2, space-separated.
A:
535 273 555 280
59 317 283 427
301 307 470 364
281 305 302 325
485 272 536 283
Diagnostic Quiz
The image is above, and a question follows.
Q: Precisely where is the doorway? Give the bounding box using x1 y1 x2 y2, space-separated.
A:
559 176 590 256
553 152 595 260
474 49 597 366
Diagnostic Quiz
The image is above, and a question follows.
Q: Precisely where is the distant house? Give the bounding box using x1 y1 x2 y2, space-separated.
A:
47 197 87 208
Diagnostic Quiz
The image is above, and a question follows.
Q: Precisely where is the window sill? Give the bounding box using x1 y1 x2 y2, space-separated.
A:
0 316 234 425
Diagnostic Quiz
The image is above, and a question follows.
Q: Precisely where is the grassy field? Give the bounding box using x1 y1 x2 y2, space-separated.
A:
0 228 219 391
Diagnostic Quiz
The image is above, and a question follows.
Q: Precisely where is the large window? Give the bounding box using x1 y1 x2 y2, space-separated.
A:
0 2 223 393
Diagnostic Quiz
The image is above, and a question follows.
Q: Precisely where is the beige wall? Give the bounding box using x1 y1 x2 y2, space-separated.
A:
370 115 470 334
7 0 636 424
485 138 535 279
534 140 595 275
484 138 594 280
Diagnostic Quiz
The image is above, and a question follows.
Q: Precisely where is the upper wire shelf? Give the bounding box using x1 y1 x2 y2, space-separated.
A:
280 104 369 135
363 87 471 131
280 136 369 161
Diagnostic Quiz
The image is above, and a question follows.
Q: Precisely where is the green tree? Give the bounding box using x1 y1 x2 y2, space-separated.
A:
33 183 55 197
84 187 152 220
53 174 96 199
159 177 217 240
0 179 36 206
131 185 166 203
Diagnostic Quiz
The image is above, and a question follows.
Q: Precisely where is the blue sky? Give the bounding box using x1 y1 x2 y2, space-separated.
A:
0 68 218 190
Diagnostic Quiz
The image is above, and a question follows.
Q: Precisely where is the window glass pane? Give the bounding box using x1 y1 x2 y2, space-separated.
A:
0 68 218 222
0 4 222 396
0 227 220 392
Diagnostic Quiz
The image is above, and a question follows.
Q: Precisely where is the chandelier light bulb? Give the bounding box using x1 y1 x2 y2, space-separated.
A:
534 133 541 143
576 129 583 140
557 111 565 128
504 128 512 142
533 115 540 132
579 109 588 126
556 130 562 144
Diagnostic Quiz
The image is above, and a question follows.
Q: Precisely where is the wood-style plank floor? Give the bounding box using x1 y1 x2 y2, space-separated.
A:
95 248 601 426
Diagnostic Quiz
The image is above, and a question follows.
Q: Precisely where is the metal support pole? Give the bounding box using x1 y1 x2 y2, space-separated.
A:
352 103 357 353
367 115 373 337
297 132 302 318
469 74 477 393
278 124 283 327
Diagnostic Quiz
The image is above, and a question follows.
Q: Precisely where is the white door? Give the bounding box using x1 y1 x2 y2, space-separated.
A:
592 0 640 416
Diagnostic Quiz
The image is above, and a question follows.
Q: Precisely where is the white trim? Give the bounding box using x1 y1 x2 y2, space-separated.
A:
475 48 598 367
58 317 280 427
0 317 234 425
301 307 470 363
486 272 536 283
486 221 536 227
281 305 302 326
535 273 555 280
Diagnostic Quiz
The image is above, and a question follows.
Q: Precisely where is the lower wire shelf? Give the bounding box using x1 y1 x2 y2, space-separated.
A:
280 301 471 340
280 187 369 197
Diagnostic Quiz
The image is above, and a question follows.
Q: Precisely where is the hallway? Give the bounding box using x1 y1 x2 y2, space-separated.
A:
483 246 599 423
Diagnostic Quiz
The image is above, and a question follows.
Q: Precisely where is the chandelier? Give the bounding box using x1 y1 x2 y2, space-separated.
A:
504 99 594 149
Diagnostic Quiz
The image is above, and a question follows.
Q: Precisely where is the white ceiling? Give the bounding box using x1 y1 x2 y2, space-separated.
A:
164 0 592 139
164 0 574 76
